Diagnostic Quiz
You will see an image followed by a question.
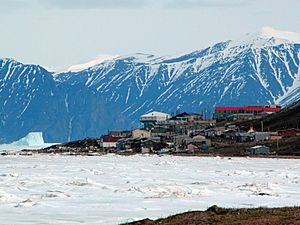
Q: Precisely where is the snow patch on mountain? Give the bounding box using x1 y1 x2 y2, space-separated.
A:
67 54 119 72
276 51 300 105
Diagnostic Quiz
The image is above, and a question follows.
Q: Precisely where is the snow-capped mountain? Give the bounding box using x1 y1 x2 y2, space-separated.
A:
0 58 67 143
1 27 300 143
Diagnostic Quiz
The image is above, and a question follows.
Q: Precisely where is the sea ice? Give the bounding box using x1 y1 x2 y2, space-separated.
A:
0 155 299 225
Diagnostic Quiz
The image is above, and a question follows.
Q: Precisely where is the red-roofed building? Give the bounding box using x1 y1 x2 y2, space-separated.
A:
214 105 281 121
99 135 123 148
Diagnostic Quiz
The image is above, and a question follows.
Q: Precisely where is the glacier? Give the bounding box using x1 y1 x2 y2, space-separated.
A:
1 27 300 143
0 155 299 225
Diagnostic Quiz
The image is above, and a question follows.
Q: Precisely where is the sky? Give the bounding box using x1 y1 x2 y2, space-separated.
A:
0 0 299 71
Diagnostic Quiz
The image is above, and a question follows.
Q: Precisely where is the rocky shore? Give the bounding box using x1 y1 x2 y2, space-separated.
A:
123 206 300 225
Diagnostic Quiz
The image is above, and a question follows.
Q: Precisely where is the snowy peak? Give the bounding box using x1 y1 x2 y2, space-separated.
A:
0 58 22 67
61 28 300 73
67 54 118 72
258 27 300 43
228 27 300 49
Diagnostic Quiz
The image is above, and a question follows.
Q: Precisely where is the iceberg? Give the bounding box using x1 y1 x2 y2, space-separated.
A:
12 132 45 146
0 132 58 152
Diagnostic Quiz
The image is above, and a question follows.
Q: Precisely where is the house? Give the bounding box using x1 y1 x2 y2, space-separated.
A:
150 126 168 137
254 132 271 141
173 135 193 146
108 130 132 138
99 136 122 148
192 135 211 146
203 127 217 138
226 113 256 121
141 147 150 154
158 148 171 155
187 143 199 152
116 137 166 153
221 129 237 139
236 132 254 142
132 129 151 138
116 137 146 152
278 128 300 138
172 123 192 135
140 111 171 128
172 134 211 151
246 145 270 155
215 126 226 136
188 135 211 151
270 133 282 140
169 112 203 123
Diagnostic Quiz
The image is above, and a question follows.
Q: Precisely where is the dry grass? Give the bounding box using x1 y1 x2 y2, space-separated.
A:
123 206 300 225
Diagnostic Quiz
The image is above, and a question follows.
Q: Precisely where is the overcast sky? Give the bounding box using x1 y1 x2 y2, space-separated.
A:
0 0 299 70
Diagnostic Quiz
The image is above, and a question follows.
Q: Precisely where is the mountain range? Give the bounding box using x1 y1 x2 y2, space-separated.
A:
1 27 300 143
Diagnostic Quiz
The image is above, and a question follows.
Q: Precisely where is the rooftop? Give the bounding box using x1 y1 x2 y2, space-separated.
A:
141 111 171 118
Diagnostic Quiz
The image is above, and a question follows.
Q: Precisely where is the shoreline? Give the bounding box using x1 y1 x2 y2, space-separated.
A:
122 206 300 225
5 150 300 160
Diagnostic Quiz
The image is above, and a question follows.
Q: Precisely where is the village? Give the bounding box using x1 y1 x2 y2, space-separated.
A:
37 103 300 157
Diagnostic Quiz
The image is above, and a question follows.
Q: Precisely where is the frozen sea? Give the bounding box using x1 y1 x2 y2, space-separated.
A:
0 155 299 225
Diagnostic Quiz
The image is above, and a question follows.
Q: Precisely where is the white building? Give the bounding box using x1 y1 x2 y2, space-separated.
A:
140 111 171 128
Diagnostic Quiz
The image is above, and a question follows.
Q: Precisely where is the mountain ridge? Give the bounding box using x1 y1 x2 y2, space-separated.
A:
1 27 300 143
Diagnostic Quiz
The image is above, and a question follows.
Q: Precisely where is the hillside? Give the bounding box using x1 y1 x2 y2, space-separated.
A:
234 100 300 132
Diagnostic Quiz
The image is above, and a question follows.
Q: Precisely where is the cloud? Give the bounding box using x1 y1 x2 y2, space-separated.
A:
0 0 31 12
38 0 151 9
0 0 251 11
36 0 249 10
163 0 249 8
